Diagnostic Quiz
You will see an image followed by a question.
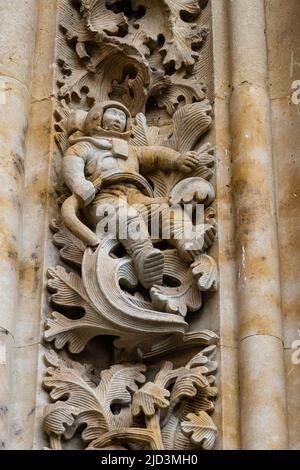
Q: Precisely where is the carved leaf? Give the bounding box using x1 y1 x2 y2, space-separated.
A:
57 1 150 115
140 330 219 361
132 383 170 417
156 78 207 117
160 349 218 451
54 99 72 155
45 266 120 352
192 255 219 292
150 171 183 199
60 42 150 116
151 250 202 317
48 266 90 310
131 0 207 71
97 365 146 412
181 411 218 450
81 0 128 37
202 207 217 251
44 352 106 439
130 113 164 148
44 352 146 447
186 345 217 368
130 0 170 45
93 428 161 450
168 101 212 152
44 347 218 450
46 239 189 356
51 220 86 267
170 367 209 407
57 0 210 115
162 0 207 70
169 177 215 206
192 143 215 181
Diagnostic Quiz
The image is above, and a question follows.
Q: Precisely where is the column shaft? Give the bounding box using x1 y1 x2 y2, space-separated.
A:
229 0 288 449
0 0 38 448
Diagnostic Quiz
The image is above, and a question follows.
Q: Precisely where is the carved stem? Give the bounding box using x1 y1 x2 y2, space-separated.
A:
49 435 63 451
145 412 164 450
97 428 160 450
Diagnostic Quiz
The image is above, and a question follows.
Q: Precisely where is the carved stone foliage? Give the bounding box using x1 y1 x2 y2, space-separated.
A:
56 0 209 116
44 346 217 450
46 99 218 359
44 0 218 450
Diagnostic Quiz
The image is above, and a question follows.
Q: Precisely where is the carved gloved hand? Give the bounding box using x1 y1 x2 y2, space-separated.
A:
74 180 96 206
174 151 200 174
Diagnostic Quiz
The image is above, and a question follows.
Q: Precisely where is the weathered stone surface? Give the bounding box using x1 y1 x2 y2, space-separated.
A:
266 0 300 450
229 0 288 450
0 80 28 335
0 0 299 451
0 0 38 87
239 335 288 450
0 331 14 450
0 0 38 448
42 0 219 451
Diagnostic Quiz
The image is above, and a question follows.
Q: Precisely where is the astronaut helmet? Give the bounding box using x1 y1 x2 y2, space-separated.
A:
85 100 132 139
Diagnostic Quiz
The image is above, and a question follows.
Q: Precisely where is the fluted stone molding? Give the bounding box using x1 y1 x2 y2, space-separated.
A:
229 0 288 450
0 0 38 448
211 0 240 449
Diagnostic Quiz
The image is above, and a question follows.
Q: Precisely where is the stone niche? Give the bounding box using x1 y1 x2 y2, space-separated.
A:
3 0 298 452
41 0 220 451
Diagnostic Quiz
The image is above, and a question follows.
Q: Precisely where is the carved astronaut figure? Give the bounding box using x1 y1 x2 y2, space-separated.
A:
63 101 203 289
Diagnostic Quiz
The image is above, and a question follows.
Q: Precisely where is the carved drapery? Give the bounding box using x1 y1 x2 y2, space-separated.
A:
43 0 218 450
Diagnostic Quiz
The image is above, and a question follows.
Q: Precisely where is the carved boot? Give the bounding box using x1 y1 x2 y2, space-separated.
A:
118 206 165 289
123 238 164 289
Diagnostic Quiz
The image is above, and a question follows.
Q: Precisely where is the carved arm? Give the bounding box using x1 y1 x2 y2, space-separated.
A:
63 144 96 206
139 146 201 175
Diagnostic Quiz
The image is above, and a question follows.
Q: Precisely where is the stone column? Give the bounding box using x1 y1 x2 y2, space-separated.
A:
0 0 38 448
228 0 288 449
211 0 240 449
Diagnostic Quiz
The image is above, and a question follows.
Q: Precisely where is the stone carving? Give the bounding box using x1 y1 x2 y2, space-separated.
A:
44 346 218 450
57 0 209 116
46 98 218 358
44 0 218 450
46 226 218 360
61 100 214 287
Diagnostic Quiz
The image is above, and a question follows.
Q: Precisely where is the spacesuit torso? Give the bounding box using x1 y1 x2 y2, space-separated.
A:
71 136 140 180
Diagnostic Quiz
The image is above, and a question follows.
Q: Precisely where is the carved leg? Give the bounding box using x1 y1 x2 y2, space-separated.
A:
91 196 164 289
118 203 164 289
129 194 205 264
